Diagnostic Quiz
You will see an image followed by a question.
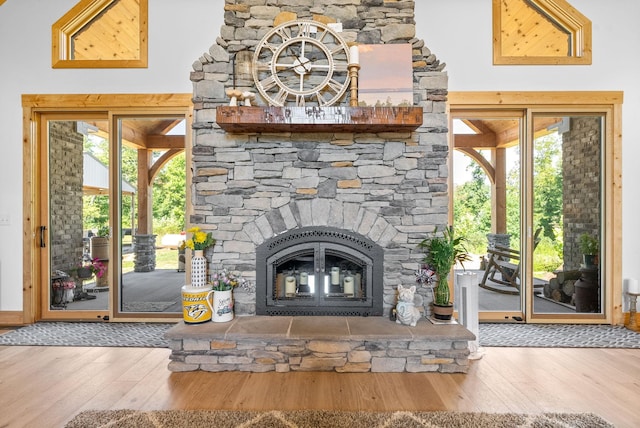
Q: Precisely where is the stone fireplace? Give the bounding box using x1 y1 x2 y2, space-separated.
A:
189 0 449 318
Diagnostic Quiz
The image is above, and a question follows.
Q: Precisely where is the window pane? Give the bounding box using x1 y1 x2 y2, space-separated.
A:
532 115 603 314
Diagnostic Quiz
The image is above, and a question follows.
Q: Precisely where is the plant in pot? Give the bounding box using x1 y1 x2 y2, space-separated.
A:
90 225 110 261
579 232 599 268
418 226 470 320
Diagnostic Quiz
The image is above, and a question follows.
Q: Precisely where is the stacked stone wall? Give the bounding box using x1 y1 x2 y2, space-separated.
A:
168 336 470 374
562 117 601 270
49 121 84 274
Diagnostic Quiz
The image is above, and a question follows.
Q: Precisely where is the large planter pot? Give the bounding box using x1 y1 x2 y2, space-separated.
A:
574 267 599 312
432 303 454 320
90 236 109 261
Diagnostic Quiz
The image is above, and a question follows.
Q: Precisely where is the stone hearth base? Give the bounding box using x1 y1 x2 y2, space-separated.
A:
164 316 474 373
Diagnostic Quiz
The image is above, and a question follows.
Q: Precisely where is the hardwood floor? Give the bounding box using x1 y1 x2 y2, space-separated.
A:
0 345 638 427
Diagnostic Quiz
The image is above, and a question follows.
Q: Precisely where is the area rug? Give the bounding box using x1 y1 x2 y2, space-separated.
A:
64 409 614 428
1 321 638 349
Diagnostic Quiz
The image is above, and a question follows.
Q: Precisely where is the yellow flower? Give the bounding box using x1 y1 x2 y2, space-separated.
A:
184 226 215 251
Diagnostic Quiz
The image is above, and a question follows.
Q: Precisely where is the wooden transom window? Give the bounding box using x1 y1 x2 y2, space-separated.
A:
52 0 148 68
493 0 592 65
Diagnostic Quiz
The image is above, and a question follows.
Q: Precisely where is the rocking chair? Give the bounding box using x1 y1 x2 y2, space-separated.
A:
479 228 542 295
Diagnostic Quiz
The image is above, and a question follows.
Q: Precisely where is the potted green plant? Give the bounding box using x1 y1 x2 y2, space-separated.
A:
579 232 599 268
418 226 470 320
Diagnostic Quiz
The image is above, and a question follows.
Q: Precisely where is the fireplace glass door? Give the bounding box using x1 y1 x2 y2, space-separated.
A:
266 242 372 313
256 227 384 316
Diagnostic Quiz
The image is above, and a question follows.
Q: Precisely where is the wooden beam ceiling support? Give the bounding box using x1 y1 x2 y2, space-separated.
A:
148 148 182 183
145 135 185 150
464 119 495 135
456 148 496 183
453 133 498 149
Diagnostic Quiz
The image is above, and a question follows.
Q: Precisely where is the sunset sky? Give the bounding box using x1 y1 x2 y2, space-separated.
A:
358 43 413 105
358 43 413 91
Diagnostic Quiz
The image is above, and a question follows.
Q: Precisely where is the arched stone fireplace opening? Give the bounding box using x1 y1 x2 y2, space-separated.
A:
256 226 384 316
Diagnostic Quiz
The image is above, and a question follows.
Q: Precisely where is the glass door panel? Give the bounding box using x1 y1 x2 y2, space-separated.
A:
452 115 523 321
531 114 604 316
115 116 185 317
272 246 318 303
42 117 111 319
322 248 366 300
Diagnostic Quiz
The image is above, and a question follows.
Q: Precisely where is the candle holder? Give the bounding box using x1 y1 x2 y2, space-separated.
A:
627 292 639 331
348 63 360 107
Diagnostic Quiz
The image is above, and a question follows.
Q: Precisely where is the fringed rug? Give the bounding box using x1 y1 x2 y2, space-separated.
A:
64 409 614 428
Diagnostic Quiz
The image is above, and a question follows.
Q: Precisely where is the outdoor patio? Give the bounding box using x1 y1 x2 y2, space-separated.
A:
63 268 573 315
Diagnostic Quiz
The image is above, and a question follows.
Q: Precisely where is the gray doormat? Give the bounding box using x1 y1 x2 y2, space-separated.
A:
479 323 640 348
0 321 638 348
0 322 173 348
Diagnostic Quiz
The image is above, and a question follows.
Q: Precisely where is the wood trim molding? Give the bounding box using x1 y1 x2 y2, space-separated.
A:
0 311 26 326
449 91 622 106
22 93 192 109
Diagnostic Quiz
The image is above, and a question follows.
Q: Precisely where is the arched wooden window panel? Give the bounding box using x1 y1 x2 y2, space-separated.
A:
493 0 592 65
52 0 148 68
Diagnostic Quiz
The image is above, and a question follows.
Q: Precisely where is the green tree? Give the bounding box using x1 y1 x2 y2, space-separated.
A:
152 152 186 234
533 135 563 242
505 146 521 249
453 157 491 254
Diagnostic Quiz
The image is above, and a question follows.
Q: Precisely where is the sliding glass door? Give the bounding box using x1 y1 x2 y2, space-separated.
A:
450 99 614 324
114 115 186 317
36 110 188 321
529 113 604 318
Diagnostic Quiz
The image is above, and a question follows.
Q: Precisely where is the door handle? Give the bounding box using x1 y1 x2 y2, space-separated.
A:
39 226 47 248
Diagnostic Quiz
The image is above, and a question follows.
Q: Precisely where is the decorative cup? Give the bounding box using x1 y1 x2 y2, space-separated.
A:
181 285 214 324
212 289 234 323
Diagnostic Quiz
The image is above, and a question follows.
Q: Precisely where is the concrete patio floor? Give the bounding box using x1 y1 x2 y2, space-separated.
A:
63 268 574 315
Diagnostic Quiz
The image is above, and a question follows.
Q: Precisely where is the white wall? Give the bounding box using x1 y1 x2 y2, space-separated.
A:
416 1 640 311
1 0 638 311
0 0 225 309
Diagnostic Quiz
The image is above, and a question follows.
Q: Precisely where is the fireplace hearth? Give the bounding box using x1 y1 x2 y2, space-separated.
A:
256 227 383 316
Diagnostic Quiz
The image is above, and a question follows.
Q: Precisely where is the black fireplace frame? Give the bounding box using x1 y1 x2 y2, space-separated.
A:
256 227 384 316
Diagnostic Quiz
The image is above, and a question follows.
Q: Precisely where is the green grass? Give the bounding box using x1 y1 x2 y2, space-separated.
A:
122 247 180 273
